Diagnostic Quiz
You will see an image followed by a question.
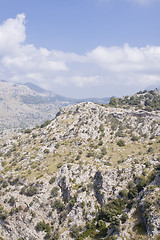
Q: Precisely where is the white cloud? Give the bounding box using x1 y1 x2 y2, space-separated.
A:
0 13 26 54
0 14 160 97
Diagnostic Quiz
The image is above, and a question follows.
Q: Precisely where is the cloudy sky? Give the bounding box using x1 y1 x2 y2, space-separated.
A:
0 0 160 98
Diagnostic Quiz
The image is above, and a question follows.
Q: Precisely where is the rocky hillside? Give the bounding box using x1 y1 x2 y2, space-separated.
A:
0 80 110 131
0 99 160 239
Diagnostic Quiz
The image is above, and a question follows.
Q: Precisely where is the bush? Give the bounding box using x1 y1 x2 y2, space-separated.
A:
99 124 105 132
98 140 103 146
110 215 120 230
44 148 50 154
2 181 8 188
145 161 151 168
8 196 16 206
131 135 139 141
109 97 117 106
96 220 106 230
137 177 148 192
101 147 107 156
117 140 125 147
53 230 60 240
49 176 56 184
26 186 38 196
20 185 38 196
0 205 8 220
51 187 59 197
36 220 51 233
57 163 63 169
100 199 125 222
24 129 32 134
121 213 128 223
86 152 94 158
52 199 65 213
144 199 152 209
128 187 138 199
70 224 83 238
40 120 51 128
119 189 128 199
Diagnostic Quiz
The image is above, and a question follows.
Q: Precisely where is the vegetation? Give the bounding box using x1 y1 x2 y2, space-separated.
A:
52 199 65 213
109 90 160 111
117 139 125 147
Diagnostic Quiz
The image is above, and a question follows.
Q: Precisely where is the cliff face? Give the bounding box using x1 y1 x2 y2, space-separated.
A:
0 100 160 240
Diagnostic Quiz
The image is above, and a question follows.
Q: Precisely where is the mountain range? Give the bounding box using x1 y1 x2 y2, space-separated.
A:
0 80 110 130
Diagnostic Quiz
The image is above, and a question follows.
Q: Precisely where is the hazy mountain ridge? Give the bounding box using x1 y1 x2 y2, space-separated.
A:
0 80 110 130
0 95 159 239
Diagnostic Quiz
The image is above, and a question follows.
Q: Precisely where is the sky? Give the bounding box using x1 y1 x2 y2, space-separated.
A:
0 0 160 98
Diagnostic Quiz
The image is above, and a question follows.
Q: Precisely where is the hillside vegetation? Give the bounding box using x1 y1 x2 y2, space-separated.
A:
108 89 160 112
0 91 159 240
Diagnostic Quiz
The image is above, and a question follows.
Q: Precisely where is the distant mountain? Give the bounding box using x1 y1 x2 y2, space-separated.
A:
24 82 111 104
24 82 49 94
0 80 110 130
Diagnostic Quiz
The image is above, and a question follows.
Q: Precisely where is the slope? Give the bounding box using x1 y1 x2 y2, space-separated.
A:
0 99 159 239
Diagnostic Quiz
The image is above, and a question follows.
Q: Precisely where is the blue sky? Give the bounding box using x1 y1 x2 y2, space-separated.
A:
0 0 160 98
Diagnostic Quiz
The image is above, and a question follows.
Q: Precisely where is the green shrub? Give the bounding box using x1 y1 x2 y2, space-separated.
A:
99 124 105 132
109 97 117 106
40 120 51 128
96 220 106 230
133 222 147 235
117 140 125 147
20 185 38 196
145 161 151 168
70 224 83 238
75 154 81 160
98 140 103 146
49 176 56 184
144 199 152 209
86 152 94 158
2 181 8 188
52 199 65 213
44 148 50 154
100 199 125 222
101 147 107 156
57 163 63 168
26 186 38 196
0 205 8 220
131 135 139 141
136 176 148 192
8 196 16 206
121 213 128 223
53 230 60 240
36 220 51 233
119 189 128 199
128 187 138 199
24 129 32 134
110 215 120 231
51 187 59 197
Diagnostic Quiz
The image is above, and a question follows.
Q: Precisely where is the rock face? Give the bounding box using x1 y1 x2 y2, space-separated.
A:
0 95 160 239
